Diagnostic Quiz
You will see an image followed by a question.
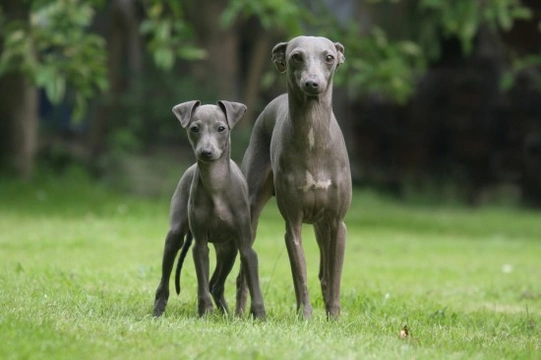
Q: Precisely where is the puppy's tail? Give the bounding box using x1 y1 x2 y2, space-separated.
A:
175 231 193 295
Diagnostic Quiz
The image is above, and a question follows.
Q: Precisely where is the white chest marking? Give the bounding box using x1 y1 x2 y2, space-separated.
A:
299 171 332 192
308 127 315 150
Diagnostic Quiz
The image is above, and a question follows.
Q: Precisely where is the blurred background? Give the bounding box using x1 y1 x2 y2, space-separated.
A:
1 0 540 207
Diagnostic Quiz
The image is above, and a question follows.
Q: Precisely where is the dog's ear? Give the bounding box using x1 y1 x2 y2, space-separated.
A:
334 42 345 66
172 100 200 128
218 100 247 129
272 42 288 73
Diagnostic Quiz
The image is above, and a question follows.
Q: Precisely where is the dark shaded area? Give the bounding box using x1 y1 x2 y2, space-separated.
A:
349 4 541 206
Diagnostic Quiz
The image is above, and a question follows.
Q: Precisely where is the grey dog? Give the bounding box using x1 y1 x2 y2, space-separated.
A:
153 100 266 319
237 36 352 319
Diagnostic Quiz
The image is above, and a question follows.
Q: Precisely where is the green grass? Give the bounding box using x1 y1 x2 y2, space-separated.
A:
1 172 540 359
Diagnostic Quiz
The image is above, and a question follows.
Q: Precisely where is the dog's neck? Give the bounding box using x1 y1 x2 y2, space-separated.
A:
287 79 334 134
196 149 231 193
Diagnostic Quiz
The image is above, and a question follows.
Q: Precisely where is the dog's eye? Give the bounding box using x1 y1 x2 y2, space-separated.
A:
217 126 226 133
190 126 200 133
325 54 335 64
291 53 302 63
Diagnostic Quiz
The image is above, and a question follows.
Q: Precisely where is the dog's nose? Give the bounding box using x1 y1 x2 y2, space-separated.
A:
200 150 213 159
304 80 319 90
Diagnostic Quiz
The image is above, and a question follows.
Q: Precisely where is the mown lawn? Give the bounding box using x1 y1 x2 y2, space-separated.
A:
0 172 540 359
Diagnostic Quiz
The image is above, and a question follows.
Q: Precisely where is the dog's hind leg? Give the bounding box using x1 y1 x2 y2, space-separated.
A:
153 168 193 317
241 115 275 236
238 242 266 319
175 231 193 295
209 242 238 314
153 227 185 317
236 119 274 316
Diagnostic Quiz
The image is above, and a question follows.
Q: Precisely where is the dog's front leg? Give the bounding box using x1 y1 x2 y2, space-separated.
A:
315 219 346 320
192 237 213 316
284 221 312 319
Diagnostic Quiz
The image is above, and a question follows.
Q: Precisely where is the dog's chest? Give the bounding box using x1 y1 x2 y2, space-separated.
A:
189 195 236 242
275 140 347 188
272 132 351 221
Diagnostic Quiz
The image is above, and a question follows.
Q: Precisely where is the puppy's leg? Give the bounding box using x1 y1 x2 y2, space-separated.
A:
192 238 213 316
153 227 184 317
209 242 238 314
154 169 192 317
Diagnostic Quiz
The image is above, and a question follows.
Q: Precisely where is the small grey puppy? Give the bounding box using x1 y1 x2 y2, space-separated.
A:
153 100 266 319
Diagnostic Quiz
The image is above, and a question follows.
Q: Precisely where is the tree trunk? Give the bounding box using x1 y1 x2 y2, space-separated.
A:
242 30 272 126
187 0 240 99
88 0 143 164
0 74 39 180
0 1 38 180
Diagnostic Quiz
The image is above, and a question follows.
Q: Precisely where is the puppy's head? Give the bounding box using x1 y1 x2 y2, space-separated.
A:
272 36 345 97
172 101 246 162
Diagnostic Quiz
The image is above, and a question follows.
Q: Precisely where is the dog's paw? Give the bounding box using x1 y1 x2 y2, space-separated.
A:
153 299 167 317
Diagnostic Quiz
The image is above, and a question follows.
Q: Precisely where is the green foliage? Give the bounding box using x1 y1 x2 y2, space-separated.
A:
0 0 205 122
139 1 206 70
336 25 425 104
414 0 536 92
500 53 541 92
0 0 108 121
340 0 534 102
1 178 540 359
222 0 536 103
417 0 533 58
222 0 306 34
222 1 426 103
0 0 537 122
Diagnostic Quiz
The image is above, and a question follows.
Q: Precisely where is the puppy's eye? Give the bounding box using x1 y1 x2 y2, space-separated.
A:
190 126 200 133
217 126 226 133
325 54 335 64
291 53 302 63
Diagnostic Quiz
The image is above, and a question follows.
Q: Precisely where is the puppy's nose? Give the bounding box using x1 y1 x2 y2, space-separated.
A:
199 150 213 160
304 80 319 90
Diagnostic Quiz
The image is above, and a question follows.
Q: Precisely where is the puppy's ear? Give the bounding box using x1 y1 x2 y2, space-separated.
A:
334 42 345 66
218 100 247 129
172 100 200 128
271 42 288 73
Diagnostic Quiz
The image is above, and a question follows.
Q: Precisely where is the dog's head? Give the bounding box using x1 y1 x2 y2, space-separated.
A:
271 36 345 97
172 100 247 162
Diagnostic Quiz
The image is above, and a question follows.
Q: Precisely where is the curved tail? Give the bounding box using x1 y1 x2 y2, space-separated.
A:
175 231 193 295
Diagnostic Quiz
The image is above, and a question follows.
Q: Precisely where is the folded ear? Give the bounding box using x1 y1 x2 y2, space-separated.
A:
271 42 288 73
217 100 247 129
172 100 200 128
334 42 345 66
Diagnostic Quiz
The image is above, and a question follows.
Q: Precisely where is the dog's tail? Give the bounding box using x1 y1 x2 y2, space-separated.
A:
175 231 193 295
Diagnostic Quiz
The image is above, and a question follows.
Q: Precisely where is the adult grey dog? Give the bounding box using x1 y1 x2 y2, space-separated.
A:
153 100 266 320
237 36 352 319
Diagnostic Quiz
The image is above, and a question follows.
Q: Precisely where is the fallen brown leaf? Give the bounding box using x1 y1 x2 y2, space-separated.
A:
399 325 409 339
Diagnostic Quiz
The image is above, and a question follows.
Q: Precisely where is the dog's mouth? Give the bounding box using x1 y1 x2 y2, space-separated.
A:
303 88 321 98
197 151 217 162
